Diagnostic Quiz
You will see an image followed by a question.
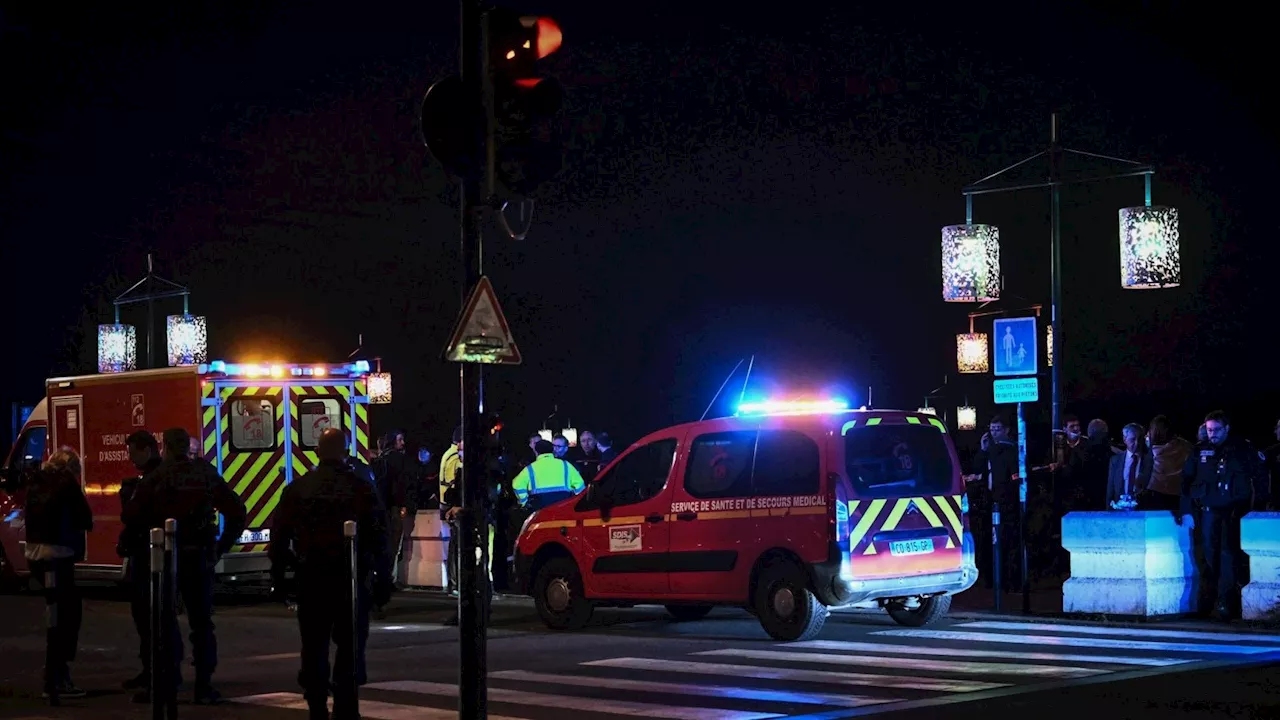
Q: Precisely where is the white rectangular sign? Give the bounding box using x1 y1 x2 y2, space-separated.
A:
993 377 1039 404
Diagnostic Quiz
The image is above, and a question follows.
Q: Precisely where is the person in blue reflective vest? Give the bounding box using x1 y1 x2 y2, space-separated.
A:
510 440 585 511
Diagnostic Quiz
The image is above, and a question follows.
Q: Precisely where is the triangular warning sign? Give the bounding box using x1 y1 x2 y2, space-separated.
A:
443 276 522 365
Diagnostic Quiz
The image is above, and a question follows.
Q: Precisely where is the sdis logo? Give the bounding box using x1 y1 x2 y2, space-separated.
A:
608 524 642 552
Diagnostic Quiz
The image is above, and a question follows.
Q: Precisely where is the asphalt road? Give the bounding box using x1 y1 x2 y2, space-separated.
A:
1 588 1278 719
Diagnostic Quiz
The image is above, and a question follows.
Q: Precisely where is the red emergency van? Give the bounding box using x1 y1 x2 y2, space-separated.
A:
512 399 978 641
0 360 375 587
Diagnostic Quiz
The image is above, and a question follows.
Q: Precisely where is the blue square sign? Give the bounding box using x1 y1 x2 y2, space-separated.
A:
992 317 1038 377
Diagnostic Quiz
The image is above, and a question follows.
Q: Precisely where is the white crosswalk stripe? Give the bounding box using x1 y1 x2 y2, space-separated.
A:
231 620 1280 719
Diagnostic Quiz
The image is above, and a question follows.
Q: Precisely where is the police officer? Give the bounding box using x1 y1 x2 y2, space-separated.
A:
119 430 162 692
510 439 585 512
122 428 247 704
1180 410 1269 621
269 428 392 720
439 427 463 595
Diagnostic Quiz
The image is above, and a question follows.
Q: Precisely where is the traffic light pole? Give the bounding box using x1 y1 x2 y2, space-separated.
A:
458 0 490 717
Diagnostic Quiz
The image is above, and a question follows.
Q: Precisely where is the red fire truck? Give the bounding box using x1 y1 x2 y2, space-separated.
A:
0 359 376 586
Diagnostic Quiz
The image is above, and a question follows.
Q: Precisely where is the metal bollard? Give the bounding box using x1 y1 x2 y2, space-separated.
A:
164 519 178 719
149 527 165 720
344 520 359 711
44 567 59 706
1020 494 1031 614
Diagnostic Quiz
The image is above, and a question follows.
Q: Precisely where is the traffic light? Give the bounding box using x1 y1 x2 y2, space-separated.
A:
487 9 564 196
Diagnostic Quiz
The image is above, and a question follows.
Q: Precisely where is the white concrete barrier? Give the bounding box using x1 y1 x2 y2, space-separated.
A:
1241 512 1280 621
405 512 450 589
1062 511 1198 616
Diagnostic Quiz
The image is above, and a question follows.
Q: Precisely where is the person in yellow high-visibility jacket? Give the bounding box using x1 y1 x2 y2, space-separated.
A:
511 440 586 511
438 427 462 596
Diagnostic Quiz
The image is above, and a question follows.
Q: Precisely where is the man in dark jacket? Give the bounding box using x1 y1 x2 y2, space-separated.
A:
269 428 391 720
119 430 162 691
1181 410 1269 620
123 428 247 704
970 415 1020 591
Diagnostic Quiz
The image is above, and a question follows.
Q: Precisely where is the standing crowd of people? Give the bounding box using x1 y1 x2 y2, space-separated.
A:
968 409 1275 621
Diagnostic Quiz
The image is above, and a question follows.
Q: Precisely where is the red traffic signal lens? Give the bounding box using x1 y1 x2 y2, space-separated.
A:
536 17 562 58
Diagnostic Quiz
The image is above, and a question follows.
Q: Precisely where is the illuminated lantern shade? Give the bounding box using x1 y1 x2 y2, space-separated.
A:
537 429 553 442
562 427 579 447
917 407 937 416
165 314 208 367
957 406 977 431
1046 324 1054 367
941 224 1001 302
367 372 393 405
1119 206 1180 289
956 333 990 374
98 323 137 373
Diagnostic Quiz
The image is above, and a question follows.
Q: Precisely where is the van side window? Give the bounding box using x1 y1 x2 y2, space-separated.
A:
586 439 678 510
299 398 342 448
684 431 755 499
229 399 276 451
753 429 820 496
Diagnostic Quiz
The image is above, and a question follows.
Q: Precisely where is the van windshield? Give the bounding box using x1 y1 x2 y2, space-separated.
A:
844 423 954 498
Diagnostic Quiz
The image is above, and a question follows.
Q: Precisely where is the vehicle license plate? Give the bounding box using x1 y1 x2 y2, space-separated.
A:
238 529 270 544
889 538 934 556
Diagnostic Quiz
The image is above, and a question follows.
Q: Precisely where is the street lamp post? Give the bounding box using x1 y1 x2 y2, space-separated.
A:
953 113 1178 429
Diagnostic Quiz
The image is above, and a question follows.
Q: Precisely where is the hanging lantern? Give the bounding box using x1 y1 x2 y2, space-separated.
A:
1046 323 1054 367
538 429 553 442
956 333 989 374
1119 206 1180 289
917 406 937 416
941 224 1001 302
957 406 977 431
367 372 393 404
98 323 137 374
165 314 208 367
562 427 579 447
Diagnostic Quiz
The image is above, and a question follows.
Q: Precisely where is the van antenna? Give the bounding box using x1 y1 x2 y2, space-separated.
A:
700 358 746 421
867 385 873 409
737 355 755 408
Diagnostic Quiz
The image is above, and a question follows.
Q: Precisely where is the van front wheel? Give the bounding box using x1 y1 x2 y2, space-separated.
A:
753 563 827 641
886 594 951 627
533 557 593 631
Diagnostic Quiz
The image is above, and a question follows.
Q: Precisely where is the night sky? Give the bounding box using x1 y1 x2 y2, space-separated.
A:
2 1 1275 453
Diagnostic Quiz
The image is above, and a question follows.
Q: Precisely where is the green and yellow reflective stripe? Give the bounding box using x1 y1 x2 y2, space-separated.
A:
848 498 885 548
865 417 882 426
934 495 963 536
928 417 947 432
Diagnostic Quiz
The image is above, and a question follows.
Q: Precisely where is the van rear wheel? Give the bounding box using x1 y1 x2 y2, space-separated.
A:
886 594 951 627
665 604 713 622
533 557 593 631
753 563 827 641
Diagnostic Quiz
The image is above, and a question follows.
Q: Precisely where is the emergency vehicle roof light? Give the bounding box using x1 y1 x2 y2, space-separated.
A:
736 399 850 417
354 360 371 373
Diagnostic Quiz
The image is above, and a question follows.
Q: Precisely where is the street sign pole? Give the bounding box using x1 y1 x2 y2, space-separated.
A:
458 0 489 716
1018 401 1030 614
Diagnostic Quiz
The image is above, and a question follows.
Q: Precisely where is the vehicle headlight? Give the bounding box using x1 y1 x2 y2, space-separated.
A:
518 510 539 538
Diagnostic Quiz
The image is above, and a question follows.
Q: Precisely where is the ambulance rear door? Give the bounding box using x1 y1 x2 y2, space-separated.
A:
289 380 370 475
212 383 287 555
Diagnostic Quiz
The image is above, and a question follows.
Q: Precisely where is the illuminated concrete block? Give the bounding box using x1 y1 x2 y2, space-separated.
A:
405 513 450 589
1241 512 1280 621
1062 511 1198 616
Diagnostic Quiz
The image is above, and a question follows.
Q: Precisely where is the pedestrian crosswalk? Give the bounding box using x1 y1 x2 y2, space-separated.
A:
232 620 1280 719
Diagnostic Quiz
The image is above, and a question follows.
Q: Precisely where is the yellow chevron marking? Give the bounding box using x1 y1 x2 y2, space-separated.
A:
203 383 214 397
225 455 252 491
355 381 366 394
243 387 259 396
243 467 282 518
865 417 882 426
303 450 318 466
933 494 963 535
913 496 945 529
928 417 947 432
220 414 228 435
203 407 215 427
336 386 350 398
313 386 329 395
906 416 921 425
292 455 309 476
946 537 956 549
849 500 860 514
863 544 877 555
849 498 886 548
221 387 235 399
294 386 308 396
203 429 216 455
265 386 280 396
880 498 909 532
233 453 272 495
356 403 368 421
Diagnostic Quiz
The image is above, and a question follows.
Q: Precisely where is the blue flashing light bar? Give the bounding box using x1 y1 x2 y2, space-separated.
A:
736 399 850 417
198 360 372 378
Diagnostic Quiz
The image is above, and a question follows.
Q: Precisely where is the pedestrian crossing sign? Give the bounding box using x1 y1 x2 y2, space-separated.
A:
443 275 523 365
992 316 1038 377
